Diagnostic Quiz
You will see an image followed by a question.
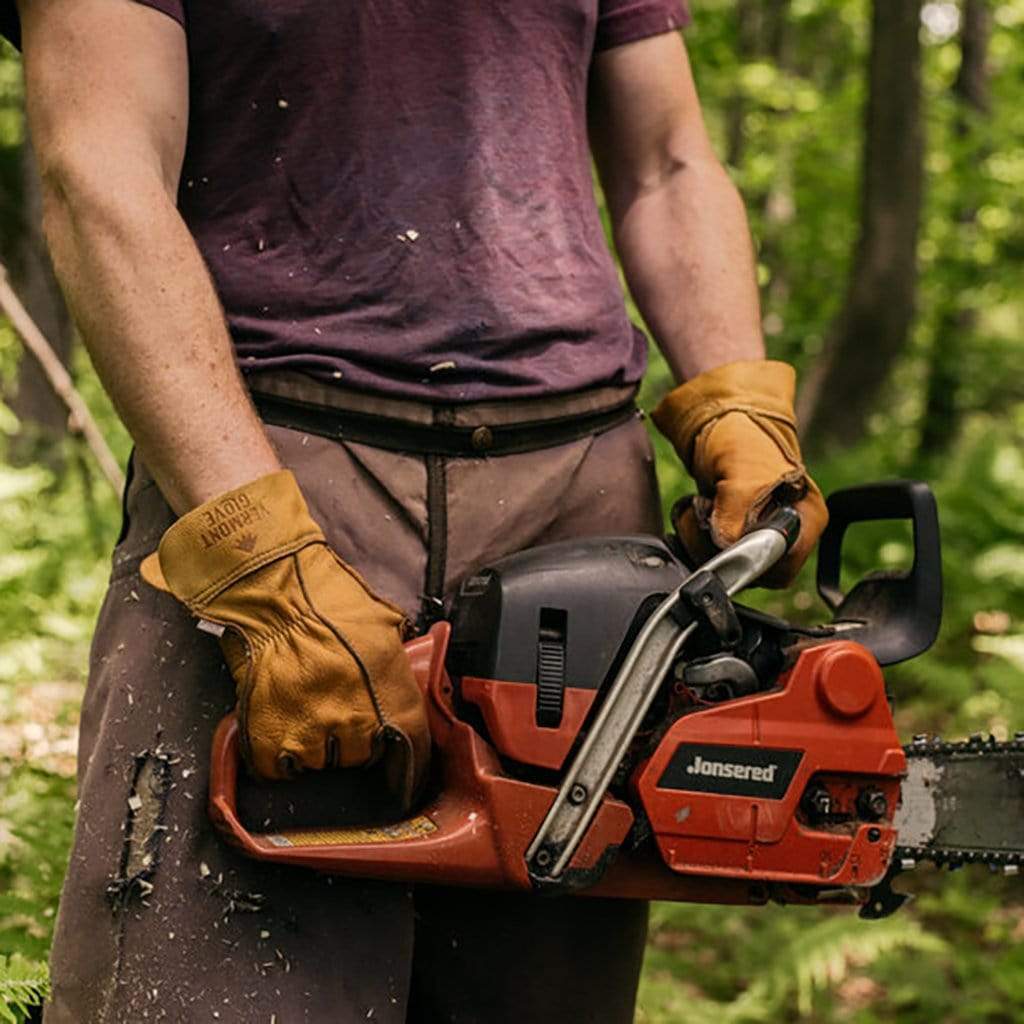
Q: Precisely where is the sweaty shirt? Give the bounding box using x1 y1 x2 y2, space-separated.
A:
1 1 690 401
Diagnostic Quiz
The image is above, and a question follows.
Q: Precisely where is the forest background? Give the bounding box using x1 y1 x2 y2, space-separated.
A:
1 0 1023 1020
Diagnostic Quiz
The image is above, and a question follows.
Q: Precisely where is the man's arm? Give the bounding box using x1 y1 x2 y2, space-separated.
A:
589 31 763 382
589 32 827 586
18 0 279 514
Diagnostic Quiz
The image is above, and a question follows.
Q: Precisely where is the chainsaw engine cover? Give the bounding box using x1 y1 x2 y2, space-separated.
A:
447 536 686 771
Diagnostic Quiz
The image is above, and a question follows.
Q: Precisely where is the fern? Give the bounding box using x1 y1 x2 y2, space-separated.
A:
725 914 945 1022
639 912 948 1024
0 955 49 1024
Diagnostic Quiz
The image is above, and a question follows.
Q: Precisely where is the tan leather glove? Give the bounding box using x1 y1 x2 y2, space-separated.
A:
140 470 430 806
651 359 828 588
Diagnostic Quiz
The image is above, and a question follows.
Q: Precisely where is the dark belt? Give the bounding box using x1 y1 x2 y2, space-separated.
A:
252 390 640 458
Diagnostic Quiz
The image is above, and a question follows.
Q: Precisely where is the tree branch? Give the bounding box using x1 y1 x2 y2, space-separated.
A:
0 262 125 494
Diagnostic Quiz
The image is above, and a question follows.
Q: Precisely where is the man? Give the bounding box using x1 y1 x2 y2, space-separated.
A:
3 1 827 1021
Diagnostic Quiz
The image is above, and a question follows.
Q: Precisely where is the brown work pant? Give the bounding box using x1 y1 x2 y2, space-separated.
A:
45 380 664 1024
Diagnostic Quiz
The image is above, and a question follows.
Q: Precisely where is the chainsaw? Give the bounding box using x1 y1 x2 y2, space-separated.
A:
208 480 1024 919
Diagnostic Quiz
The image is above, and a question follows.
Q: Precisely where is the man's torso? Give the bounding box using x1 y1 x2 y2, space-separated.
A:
175 0 652 400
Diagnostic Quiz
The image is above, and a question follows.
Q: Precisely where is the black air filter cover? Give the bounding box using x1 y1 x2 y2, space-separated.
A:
447 536 687 690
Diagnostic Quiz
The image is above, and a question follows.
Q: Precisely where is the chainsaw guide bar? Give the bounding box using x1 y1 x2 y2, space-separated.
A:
861 733 1024 920
894 733 1024 871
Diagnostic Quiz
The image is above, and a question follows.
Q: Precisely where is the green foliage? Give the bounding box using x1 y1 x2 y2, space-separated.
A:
640 905 943 1023
0 955 49 1024
639 869 1024 1024
742 916 942 1019
0 47 23 259
0 337 128 683
0 764 75 962
0 452 121 683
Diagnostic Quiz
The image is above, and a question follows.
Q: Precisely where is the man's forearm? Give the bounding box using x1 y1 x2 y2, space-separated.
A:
613 155 765 382
41 176 280 514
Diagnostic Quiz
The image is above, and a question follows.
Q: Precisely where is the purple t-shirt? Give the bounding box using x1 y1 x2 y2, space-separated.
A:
2 1 690 401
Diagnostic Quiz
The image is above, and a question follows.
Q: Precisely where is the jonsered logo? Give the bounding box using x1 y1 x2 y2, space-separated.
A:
658 743 803 799
685 754 778 784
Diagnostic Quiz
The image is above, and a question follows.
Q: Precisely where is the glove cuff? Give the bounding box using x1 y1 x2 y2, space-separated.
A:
140 469 325 610
651 359 798 467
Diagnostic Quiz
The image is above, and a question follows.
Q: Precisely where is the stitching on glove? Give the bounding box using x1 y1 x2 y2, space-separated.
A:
673 405 799 470
209 587 317 650
233 638 258 769
327 551 410 629
693 403 797 438
693 410 805 476
749 414 803 469
293 554 389 728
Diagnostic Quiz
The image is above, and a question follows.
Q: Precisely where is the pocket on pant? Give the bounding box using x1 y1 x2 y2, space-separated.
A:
109 453 172 582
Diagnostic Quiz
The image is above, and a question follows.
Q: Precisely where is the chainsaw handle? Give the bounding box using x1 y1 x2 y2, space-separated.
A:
525 507 799 881
208 626 451 862
671 497 800 574
757 505 801 552
208 712 263 857
694 505 800 595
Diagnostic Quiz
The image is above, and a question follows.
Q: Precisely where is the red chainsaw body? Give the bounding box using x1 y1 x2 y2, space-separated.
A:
634 642 903 888
210 622 904 906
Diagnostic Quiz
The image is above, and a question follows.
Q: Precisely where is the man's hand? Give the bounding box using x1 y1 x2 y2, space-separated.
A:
652 360 828 587
141 470 431 807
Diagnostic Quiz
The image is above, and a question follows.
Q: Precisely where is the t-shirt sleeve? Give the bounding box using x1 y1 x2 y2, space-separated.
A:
0 0 184 50
595 0 691 53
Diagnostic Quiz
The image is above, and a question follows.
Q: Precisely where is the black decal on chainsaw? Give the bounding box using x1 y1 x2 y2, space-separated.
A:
657 743 803 799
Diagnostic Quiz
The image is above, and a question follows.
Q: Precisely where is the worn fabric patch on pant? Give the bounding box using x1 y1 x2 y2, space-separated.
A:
107 744 175 907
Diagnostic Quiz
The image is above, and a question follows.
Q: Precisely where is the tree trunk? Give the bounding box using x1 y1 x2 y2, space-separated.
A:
917 0 991 459
3 126 75 442
763 0 793 69
796 0 925 452
757 1 796 325
954 0 992 113
725 0 761 169
725 0 793 169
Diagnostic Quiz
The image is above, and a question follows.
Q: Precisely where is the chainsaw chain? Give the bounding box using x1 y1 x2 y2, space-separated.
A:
895 732 1024 875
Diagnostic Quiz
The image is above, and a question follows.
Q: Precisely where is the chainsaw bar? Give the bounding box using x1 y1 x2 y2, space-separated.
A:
894 732 1024 872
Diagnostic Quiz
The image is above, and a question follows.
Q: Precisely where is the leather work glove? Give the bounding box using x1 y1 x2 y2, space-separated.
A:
140 470 430 807
651 359 828 589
